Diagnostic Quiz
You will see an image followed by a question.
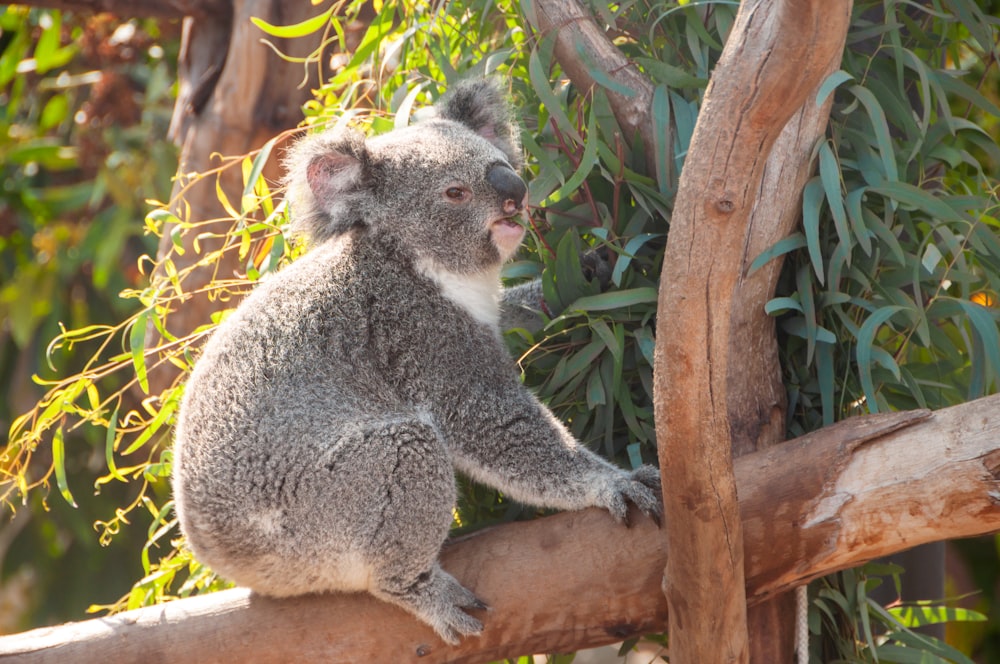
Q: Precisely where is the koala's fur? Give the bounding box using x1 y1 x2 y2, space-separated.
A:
171 79 662 644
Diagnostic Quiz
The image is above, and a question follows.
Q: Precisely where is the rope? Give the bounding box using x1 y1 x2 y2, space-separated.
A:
796 583 809 664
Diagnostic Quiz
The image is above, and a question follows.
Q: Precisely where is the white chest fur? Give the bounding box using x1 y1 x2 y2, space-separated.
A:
416 258 501 330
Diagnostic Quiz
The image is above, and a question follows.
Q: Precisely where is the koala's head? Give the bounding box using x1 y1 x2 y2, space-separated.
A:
283 79 527 274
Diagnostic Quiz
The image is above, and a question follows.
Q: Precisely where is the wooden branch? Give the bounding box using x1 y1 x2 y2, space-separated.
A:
523 0 660 179
3 396 999 663
721 2 854 659
0 0 229 19
652 0 852 661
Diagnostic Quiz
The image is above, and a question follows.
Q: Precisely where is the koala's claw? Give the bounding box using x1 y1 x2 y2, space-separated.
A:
420 570 488 645
604 465 663 528
467 597 490 611
435 609 484 646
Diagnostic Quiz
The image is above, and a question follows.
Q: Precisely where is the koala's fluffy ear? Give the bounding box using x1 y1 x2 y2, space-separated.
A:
434 79 523 170
283 128 373 246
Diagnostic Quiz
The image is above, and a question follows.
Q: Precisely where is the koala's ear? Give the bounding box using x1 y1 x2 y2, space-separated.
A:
434 78 523 170
283 128 373 246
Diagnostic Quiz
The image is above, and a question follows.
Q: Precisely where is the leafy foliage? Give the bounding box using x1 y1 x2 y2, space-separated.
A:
0 7 179 629
2 0 999 660
777 2 1000 433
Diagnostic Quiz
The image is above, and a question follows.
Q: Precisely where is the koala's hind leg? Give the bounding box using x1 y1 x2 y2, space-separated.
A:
360 417 487 644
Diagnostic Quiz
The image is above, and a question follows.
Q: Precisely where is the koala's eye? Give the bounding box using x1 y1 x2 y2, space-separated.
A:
444 186 470 202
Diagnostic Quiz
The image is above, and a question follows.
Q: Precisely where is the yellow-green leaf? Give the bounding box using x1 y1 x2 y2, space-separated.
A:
250 7 334 39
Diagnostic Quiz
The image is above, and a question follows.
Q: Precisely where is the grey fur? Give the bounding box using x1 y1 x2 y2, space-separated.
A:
172 78 661 645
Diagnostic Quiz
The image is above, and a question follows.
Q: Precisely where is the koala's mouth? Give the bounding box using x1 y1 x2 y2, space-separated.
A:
488 214 526 258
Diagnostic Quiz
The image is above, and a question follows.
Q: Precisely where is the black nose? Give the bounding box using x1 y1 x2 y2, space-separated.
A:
486 164 527 216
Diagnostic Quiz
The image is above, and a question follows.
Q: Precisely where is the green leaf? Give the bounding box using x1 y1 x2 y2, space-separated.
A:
870 182 964 222
122 392 179 456
103 404 126 483
802 178 826 285
797 264 820 364
857 580 877 661
845 187 872 255
528 40 581 144
818 141 850 254
857 306 906 413
651 84 672 195
888 604 987 628
241 136 278 213
611 233 662 286
250 7 334 38
955 299 1000 389
764 297 802 315
586 370 606 409
817 341 835 426
816 69 854 106
52 426 77 508
590 319 623 365
626 443 644 471
748 233 807 275
565 287 658 313
39 94 69 131
849 84 899 183
130 310 150 394
550 106 600 202
940 0 993 55
635 57 706 88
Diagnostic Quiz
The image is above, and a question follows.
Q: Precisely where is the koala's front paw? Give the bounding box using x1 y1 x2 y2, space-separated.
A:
580 246 612 291
599 465 663 528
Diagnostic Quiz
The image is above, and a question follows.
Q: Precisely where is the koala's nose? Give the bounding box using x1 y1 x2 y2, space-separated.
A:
486 164 527 216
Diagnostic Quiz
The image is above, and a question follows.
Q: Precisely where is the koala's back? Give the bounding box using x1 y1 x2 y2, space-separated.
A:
172 231 494 595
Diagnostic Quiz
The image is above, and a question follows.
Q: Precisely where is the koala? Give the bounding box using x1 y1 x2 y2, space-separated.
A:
171 78 662 645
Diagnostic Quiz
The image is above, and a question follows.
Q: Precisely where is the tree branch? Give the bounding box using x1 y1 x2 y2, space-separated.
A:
652 0 852 660
3 396 999 663
523 0 660 179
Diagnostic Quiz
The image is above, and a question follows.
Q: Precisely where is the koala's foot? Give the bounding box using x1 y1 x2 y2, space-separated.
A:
599 465 663 527
374 564 487 645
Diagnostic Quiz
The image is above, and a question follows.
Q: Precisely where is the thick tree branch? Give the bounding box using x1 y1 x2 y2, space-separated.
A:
3 396 999 663
652 0 852 661
0 0 229 19
723 2 855 659
523 0 660 179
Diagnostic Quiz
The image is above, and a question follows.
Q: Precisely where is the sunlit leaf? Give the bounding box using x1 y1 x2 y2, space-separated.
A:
250 7 334 39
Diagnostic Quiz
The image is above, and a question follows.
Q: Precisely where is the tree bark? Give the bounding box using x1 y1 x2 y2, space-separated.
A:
523 0 661 180
652 0 851 661
726 6 855 660
3 395 999 663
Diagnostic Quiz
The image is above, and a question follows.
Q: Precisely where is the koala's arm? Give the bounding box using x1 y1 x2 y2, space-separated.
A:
440 378 661 524
499 279 546 333
499 249 613 334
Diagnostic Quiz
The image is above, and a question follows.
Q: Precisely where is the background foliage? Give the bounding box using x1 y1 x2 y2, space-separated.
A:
2 0 1000 661
0 7 178 631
